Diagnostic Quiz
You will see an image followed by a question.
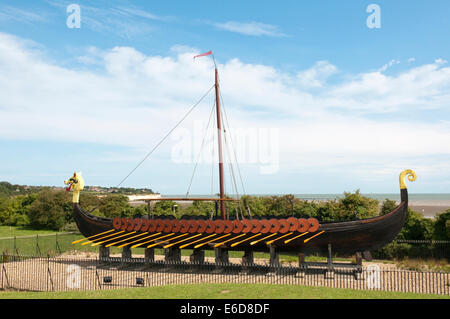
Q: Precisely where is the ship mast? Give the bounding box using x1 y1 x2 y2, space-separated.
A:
214 67 226 219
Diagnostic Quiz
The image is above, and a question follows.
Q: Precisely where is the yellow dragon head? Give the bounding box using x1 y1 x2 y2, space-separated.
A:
64 172 85 203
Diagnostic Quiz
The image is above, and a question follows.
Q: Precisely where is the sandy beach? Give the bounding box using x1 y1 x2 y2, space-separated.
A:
408 201 450 218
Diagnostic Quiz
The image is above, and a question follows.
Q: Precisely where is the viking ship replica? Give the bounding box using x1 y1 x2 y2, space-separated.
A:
67 51 417 267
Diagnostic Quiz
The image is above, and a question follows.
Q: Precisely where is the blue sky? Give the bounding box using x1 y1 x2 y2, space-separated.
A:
0 1 449 195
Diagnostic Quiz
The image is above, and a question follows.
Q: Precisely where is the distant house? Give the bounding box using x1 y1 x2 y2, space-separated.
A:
127 194 162 201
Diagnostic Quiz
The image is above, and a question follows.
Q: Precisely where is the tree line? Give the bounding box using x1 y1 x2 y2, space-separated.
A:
0 187 449 241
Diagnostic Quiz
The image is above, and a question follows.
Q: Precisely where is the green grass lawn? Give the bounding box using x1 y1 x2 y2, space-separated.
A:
0 226 58 238
0 283 448 299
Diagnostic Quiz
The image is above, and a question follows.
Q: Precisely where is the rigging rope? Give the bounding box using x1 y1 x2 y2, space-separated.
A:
210 105 216 197
115 84 215 188
219 89 247 196
185 100 216 197
218 84 247 219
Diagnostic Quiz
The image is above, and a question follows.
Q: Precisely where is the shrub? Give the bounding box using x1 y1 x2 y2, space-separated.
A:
380 198 397 215
433 209 450 240
27 188 72 230
98 194 133 218
373 242 412 259
336 190 379 221
294 200 318 218
397 209 434 240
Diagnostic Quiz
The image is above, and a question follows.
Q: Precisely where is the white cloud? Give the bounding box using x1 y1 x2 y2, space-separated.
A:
378 59 400 72
0 5 49 23
46 1 165 39
111 6 171 22
1 32 450 191
325 61 450 112
212 21 286 37
296 61 337 88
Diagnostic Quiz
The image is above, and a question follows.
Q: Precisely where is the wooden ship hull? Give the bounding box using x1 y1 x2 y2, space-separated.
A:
71 187 410 256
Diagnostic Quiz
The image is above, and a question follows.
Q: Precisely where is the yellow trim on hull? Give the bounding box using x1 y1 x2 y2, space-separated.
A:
399 169 417 189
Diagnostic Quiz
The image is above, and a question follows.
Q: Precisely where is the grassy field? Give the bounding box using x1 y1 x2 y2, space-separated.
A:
0 226 57 238
0 283 448 299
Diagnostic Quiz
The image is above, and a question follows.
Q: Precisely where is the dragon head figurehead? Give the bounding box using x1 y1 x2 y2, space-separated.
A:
64 172 85 203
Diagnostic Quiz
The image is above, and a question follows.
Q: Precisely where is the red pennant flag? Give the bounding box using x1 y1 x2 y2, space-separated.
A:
193 50 213 59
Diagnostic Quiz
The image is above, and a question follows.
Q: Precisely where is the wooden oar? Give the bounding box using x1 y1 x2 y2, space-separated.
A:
71 229 115 244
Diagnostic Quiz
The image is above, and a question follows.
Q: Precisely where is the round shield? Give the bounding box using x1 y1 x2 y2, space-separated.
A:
133 218 143 232
188 220 199 233
269 218 281 233
223 220 233 234
242 219 253 233
260 219 271 234
250 219 262 234
148 219 157 232
140 219 150 232
205 220 216 234
232 220 244 233
171 220 181 233
287 217 299 232
163 220 173 233
307 218 320 233
279 219 290 234
126 218 135 232
214 220 225 234
120 218 128 231
180 220 190 233
113 217 122 230
155 219 165 232
297 218 309 233
197 219 207 233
